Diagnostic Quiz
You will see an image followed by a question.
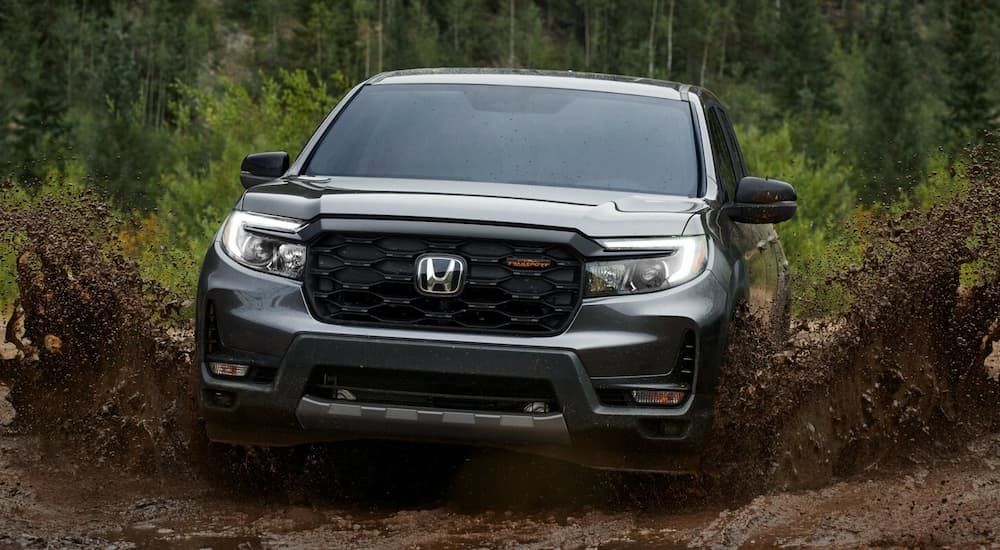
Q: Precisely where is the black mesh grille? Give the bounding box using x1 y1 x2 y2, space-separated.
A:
304 233 583 334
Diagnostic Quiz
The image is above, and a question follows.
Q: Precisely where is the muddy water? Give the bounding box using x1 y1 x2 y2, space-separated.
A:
2 148 1000 547
1 412 999 547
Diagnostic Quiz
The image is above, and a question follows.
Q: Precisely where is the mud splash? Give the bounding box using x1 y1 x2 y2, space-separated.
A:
708 145 1000 492
1 147 1000 501
0 193 200 473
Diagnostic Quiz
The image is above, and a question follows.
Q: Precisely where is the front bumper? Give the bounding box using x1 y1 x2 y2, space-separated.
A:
197 240 731 472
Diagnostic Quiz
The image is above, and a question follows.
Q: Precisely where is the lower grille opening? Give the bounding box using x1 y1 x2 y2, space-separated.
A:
638 418 690 439
251 366 278 384
595 389 632 407
306 366 560 414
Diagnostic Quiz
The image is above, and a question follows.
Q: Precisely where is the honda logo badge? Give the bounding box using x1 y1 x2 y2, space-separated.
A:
415 254 467 296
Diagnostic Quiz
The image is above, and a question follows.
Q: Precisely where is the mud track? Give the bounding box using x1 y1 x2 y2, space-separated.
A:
3 146 1000 547
1 423 999 548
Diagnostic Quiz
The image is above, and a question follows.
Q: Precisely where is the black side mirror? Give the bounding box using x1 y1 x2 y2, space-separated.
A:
240 152 289 189
725 176 797 224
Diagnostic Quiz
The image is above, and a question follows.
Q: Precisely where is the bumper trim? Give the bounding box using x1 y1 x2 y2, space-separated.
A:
297 397 571 446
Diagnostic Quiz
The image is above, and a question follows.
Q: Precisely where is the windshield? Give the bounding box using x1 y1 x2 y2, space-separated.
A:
304 83 700 196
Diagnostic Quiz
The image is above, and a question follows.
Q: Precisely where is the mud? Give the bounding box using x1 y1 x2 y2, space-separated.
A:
1 428 999 548
0 195 200 476
2 146 1000 547
704 146 1000 494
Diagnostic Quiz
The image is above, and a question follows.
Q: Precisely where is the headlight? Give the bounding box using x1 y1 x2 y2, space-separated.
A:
220 211 307 279
585 236 708 297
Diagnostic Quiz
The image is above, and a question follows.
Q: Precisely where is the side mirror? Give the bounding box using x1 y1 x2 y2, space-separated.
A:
240 152 289 189
725 176 797 224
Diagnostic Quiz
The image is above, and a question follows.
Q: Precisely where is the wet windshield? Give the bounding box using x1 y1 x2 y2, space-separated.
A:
304 83 700 196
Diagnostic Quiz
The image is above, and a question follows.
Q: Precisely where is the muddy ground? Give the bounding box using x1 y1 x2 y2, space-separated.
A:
1 412 1000 549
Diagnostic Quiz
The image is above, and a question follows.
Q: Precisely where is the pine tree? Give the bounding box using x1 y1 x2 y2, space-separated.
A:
942 0 997 148
851 0 927 202
766 0 835 114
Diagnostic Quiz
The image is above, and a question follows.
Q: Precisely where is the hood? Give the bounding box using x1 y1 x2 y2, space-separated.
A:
238 176 708 237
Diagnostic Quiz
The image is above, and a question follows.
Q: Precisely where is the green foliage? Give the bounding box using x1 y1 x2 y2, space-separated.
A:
149 70 349 296
764 0 835 115
848 0 931 202
914 152 969 210
0 178 100 305
1 0 995 318
738 121 858 314
941 0 999 148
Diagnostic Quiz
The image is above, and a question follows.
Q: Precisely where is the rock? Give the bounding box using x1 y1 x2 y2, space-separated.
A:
986 350 1000 381
0 384 15 426
0 342 17 361
43 335 62 354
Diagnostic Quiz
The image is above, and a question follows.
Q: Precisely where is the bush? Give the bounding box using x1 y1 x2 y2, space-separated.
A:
136 69 349 298
737 121 860 315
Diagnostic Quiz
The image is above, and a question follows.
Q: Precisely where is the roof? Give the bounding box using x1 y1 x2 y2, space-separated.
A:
369 68 696 101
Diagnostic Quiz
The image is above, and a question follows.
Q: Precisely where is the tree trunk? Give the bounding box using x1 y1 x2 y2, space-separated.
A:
603 4 610 70
156 76 165 129
364 21 371 76
647 0 659 77
509 0 516 66
699 6 720 86
666 0 675 77
700 45 708 86
584 0 591 68
377 0 384 72
717 25 727 79
452 0 459 52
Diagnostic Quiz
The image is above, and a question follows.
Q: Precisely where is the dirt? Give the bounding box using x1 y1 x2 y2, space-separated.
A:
0 427 999 548
3 144 1000 547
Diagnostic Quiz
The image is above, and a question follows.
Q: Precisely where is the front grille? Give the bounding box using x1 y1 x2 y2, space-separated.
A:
305 233 583 334
306 366 560 413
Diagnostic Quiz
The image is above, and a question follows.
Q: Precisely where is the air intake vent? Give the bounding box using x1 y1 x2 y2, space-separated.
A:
594 332 697 408
306 366 560 413
205 302 221 355
595 389 631 406
250 366 278 384
677 331 697 379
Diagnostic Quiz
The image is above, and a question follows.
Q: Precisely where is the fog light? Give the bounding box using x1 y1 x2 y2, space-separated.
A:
336 389 357 401
523 401 550 414
631 390 686 406
209 362 249 377
204 390 236 408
